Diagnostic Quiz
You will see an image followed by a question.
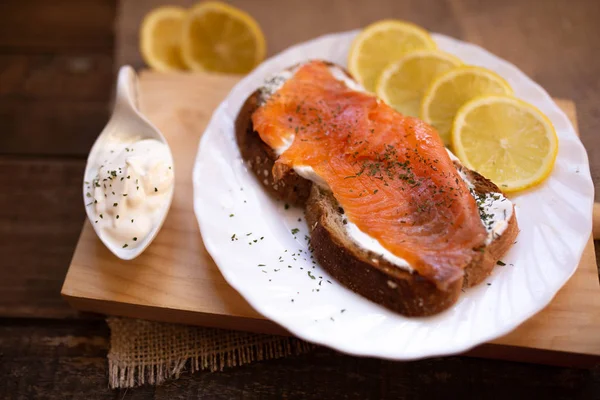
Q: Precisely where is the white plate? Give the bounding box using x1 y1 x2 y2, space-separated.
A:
193 31 594 360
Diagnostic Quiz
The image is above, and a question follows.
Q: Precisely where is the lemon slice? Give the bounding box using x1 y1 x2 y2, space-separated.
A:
452 95 558 192
348 20 437 92
376 50 462 117
140 6 187 71
181 1 266 74
421 66 513 145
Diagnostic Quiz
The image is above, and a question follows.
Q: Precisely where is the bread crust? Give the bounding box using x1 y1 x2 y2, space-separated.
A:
460 167 519 287
235 89 312 206
234 61 355 206
235 62 519 316
306 180 518 316
306 186 462 317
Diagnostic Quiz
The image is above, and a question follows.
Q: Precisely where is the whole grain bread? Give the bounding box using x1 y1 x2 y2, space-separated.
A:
235 62 519 316
234 62 354 206
235 69 312 206
305 173 518 316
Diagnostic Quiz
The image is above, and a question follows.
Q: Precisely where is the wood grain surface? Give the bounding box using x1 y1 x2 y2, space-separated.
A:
1 0 600 398
62 71 600 363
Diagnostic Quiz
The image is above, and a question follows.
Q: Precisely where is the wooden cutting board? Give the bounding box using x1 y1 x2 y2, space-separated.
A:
62 71 600 366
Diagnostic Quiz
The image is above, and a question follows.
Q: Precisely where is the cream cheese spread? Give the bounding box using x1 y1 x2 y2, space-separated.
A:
85 139 174 250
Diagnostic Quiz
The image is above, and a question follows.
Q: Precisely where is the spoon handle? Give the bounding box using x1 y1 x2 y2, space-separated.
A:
115 65 140 113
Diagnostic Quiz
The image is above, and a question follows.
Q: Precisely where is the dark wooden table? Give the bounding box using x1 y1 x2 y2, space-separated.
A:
1 0 599 398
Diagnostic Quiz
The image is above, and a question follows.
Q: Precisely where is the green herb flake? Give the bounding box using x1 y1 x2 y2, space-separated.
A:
307 271 315 280
291 228 300 235
496 260 506 266
122 244 128 248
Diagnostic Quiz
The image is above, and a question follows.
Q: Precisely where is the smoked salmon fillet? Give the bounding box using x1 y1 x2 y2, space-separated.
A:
251 61 487 290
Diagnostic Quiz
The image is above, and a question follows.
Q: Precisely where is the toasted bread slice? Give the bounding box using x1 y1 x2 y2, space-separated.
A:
305 185 461 316
235 61 519 316
235 62 357 206
235 88 312 206
305 168 518 316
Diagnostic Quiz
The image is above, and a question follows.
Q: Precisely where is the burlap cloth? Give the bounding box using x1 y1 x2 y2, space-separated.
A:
107 317 314 388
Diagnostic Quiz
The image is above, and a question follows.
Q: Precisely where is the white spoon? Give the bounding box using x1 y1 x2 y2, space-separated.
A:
82 65 174 260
